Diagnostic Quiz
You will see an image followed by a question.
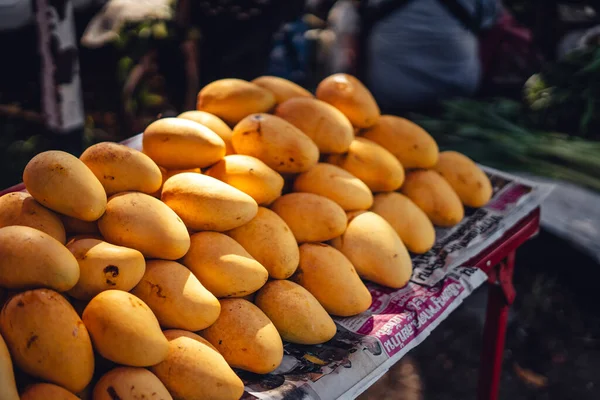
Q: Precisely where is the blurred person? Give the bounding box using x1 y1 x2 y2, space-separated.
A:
360 0 501 112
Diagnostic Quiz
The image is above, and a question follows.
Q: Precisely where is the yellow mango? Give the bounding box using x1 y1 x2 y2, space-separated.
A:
327 137 404 192
98 192 190 260
371 192 436 254
80 142 162 196
433 151 493 208
205 154 284 205
197 78 276 125
293 243 371 316
61 215 99 235
178 110 235 154
293 163 373 211
362 115 439 169
402 170 464 227
316 73 380 128
150 167 202 199
0 226 79 291
226 207 299 279
201 299 283 374
66 238 145 301
255 280 337 344
0 333 19 400
275 97 353 153
23 150 106 221
330 212 413 288
20 383 79 400
164 167 202 180
231 113 319 174
252 75 313 104
0 289 94 392
131 260 220 331
82 290 168 366
161 173 258 231
143 118 225 169
0 192 65 243
270 192 347 243
93 367 172 400
151 330 244 400
182 232 268 298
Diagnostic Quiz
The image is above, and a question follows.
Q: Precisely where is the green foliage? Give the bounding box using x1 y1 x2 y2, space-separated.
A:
411 98 600 192
524 46 600 138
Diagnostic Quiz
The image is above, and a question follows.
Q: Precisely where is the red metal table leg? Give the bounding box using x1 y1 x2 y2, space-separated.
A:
477 252 516 400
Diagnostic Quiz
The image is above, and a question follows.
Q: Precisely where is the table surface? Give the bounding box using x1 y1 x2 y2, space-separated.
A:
0 135 550 400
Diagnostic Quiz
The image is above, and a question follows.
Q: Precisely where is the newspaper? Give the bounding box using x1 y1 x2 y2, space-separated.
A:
235 165 552 400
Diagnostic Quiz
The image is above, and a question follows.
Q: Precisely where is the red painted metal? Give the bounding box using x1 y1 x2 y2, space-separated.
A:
477 253 515 400
469 208 541 275
470 208 541 400
0 182 25 197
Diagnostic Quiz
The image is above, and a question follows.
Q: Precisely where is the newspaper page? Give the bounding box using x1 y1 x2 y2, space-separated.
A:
109 135 555 400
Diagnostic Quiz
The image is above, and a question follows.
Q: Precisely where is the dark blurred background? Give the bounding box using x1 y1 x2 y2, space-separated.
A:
3 1 600 191
1 1 600 399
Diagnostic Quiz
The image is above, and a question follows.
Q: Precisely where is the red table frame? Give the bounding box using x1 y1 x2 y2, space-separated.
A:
468 207 541 400
0 180 541 400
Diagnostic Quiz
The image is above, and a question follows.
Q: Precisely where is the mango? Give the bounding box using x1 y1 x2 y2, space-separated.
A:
205 154 284 205
0 289 94 392
61 215 99 235
151 167 202 199
0 226 79 291
433 151 493 208
330 212 413 288
182 232 268 298
98 192 190 260
201 299 283 374
20 383 79 400
161 173 258 231
293 243 371 316
327 137 404 192
66 238 145 301
255 280 337 344
143 117 225 169
270 192 347 243
131 260 220 331
151 330 244 400
362 115 439 169
197 78 276 125
23 150 106 221
0 192 65 243
293 163 373 211
275 97 353 153
164 167 202 180
252 75 313 104
80 142 162 196
226 207 299 279
178 110 234 154
402 170 464 227
371 192 436 254
0 333 19 400
93 367 172 400
82 290 169 366
231 113 319 173
316 73 380 128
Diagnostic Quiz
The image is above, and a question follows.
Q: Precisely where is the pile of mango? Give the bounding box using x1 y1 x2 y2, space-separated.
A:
0 74 492 400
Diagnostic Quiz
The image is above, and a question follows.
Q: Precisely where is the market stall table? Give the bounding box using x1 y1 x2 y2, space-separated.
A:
0 134 551 400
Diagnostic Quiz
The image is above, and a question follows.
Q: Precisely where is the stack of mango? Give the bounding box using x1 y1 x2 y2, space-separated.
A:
0 73 492 400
